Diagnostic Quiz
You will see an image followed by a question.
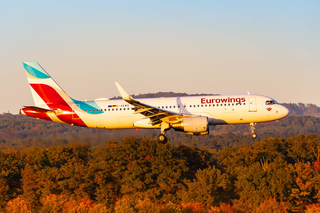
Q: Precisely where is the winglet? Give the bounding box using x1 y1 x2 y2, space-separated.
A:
115 82 132 101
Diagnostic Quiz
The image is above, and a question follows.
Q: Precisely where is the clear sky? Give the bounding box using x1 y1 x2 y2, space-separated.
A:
1 0 319 114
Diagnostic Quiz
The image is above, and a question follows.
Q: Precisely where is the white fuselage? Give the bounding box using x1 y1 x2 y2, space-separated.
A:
56 94 288 129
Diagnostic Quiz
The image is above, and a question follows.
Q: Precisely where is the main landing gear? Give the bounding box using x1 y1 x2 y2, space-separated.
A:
250 123 257 139
157 122 169 144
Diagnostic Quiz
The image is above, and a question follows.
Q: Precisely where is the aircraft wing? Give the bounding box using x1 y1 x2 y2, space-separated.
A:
115 82 184 125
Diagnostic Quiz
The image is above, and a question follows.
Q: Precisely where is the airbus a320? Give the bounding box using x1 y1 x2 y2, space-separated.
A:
20 62 289 144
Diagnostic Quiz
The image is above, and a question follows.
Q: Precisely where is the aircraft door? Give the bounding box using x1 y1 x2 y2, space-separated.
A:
249 97 257 112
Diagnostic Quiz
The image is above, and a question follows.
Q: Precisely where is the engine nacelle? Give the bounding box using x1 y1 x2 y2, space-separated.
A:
171 116 209 135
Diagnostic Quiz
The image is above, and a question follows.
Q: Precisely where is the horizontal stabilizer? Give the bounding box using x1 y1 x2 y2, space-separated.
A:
23 105 54 112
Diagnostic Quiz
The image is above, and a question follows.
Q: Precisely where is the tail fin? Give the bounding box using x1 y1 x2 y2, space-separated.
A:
23 62 72 109
22 62 88 127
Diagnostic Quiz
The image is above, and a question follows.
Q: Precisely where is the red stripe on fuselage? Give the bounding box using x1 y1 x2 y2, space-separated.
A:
30 84 87 127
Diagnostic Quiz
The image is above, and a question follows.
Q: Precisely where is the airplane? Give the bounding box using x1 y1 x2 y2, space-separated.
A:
20 62 289 144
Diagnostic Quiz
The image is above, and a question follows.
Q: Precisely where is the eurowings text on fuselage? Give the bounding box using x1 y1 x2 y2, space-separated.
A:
20 62 289 143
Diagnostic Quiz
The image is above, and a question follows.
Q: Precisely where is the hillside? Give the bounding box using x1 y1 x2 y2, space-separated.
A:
2 90 320 150
1 111 319 150
282 103 320 117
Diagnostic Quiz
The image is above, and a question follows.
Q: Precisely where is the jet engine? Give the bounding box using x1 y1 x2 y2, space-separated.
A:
171 116 209 135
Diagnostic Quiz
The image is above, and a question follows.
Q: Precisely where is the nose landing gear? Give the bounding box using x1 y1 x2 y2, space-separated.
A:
157 122 170 144
250 123 257 139
157 134 168 144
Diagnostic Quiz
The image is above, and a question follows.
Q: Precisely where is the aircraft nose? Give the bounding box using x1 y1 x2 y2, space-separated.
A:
281 105 289 118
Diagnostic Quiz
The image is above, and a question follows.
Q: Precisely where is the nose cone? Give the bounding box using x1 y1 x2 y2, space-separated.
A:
280 105 289 118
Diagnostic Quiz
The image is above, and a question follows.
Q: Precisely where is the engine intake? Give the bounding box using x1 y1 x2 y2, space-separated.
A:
171 116 208 135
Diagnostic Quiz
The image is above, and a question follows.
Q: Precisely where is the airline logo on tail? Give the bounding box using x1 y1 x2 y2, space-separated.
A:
21 62 104 127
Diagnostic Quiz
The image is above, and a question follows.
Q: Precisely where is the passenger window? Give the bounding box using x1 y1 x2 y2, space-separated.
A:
89 109 91 112
197 105 199 107
85 110 87 112
213 104 215 107
170 106 171 108
108 109 110 111
243 103 246 105
93 109 95 112
112 109 114 111
201 105 203 107
228 104 230 106
120 108 122 110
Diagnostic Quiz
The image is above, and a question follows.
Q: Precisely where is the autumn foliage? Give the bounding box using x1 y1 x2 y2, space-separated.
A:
0 134 320 212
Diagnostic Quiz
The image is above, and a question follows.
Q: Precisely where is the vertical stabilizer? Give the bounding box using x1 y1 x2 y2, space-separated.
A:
23 62 71 108
22 62 88 127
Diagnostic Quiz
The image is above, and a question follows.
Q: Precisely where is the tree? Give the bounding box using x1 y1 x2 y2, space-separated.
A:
180 166 229 207
6 196 32 213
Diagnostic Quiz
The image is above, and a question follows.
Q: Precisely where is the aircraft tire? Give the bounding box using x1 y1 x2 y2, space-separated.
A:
157 134 168 144
251 133 257 139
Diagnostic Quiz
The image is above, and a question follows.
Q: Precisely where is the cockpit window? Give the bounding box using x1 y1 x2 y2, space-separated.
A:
266 100 278 105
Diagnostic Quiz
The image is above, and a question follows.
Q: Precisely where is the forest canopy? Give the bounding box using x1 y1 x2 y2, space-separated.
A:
0 135 320 212
0 111 320 150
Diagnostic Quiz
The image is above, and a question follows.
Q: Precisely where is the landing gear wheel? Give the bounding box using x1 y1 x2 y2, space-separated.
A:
249 123 257 139
251 133 257 139
157 134 168 144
